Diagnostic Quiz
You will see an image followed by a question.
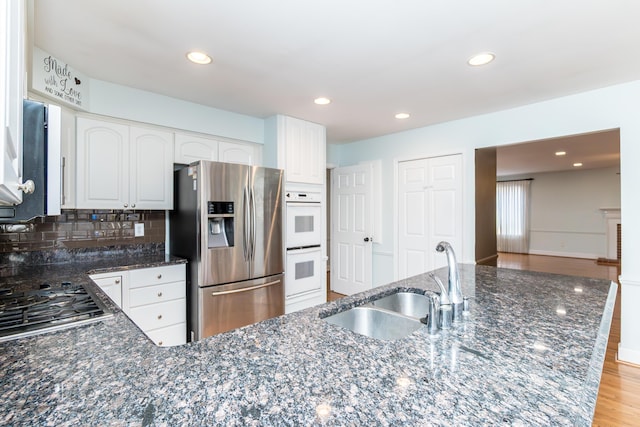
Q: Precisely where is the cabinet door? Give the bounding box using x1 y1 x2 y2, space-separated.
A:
0 0 25 205
174 133 218 164
283 116 325 185
60 108 76 208
218 140 261 165
90 274 123 308
145 323 186 347
76 117 129 209
130 126 173 210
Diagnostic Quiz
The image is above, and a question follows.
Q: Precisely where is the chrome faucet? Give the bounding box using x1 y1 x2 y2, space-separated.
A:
435 241 464 321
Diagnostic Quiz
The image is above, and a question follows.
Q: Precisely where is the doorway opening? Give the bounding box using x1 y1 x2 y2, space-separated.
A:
475 128 621 265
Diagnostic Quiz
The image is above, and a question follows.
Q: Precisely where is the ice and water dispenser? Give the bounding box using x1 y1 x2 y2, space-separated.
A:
207 201 235 248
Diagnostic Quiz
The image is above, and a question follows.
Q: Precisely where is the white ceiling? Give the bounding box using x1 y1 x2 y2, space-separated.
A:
496 129 620 177
32 1 638 159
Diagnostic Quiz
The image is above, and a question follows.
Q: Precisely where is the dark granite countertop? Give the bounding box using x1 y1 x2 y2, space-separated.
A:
0 263 615 426
0 249 186 292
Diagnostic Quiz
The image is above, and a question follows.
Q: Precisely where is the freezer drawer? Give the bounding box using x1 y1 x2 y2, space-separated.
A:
195 274 284 340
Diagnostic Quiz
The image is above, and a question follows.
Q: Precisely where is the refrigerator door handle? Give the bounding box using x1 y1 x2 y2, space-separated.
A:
250 186 256 260
243 185 250 261
210 279 282 296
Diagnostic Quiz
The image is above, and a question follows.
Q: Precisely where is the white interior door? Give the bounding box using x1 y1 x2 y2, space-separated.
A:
398 154 463 279
331 164 373 295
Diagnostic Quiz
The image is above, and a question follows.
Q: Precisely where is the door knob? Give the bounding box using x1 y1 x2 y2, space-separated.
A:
364 237 371 242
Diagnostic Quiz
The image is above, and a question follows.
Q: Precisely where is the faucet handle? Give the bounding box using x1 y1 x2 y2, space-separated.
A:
428 273 451 305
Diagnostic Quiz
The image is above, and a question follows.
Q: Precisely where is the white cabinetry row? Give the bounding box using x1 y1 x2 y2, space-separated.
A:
90 264 186 347
65 116 262 209
0 0 25 205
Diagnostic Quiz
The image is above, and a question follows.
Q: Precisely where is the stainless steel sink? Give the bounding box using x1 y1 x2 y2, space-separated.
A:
370 292 430 318
323 306 423 340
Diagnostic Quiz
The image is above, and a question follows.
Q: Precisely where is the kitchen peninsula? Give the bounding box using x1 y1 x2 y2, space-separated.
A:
0 261 615 426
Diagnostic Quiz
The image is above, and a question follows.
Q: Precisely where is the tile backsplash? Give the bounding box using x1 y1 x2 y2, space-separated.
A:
0 210 166 253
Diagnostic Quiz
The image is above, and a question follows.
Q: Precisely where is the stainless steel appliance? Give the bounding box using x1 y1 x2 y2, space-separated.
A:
0 282 112 342
0 100 61 222
284 190 325 312
170 161 284 341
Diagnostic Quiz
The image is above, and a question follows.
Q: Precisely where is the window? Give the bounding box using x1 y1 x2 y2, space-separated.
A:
496 180 531 253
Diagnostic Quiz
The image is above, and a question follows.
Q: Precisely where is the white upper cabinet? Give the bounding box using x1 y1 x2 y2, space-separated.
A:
76 117 173 210
175 132 262 166
0 0 25 205
277 116 325 185
129 126 173 210
60 107 76 208
174 133 218 164
218 140 262 166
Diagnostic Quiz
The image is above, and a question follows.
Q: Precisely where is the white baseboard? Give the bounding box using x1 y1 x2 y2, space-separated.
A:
618 343 640 366
527 249 598 259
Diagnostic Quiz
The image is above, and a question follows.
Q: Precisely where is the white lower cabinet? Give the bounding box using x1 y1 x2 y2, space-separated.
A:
90 273 123 308
90 263 186 347
128 264 186 347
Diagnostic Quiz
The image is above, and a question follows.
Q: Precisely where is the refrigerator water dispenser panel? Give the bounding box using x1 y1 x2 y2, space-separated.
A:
207 201 235 248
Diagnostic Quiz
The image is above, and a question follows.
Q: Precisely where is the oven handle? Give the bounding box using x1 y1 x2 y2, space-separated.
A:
286 245 322 254
211 279 281 296
285 201 322 207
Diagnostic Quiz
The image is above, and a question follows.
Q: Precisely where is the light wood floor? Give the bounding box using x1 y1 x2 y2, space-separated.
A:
328 254 640 426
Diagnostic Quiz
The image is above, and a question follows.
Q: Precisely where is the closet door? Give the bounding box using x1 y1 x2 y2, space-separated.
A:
397 154 463 279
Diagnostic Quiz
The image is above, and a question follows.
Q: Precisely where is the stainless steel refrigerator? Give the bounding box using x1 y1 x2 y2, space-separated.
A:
170 161 284 341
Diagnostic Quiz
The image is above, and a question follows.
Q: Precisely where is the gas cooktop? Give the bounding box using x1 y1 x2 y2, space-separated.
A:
0 282 112 342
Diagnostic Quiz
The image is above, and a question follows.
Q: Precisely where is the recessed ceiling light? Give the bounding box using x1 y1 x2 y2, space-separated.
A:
314 97 331 105
186 51 212 65
467 52 495 66
573 162 583 167
395 112 410 119
555 151 566 156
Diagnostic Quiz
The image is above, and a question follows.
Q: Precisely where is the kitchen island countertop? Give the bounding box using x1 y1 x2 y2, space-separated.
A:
0 262 615 426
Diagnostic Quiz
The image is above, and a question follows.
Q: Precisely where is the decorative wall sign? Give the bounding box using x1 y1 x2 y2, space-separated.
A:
31 47 90 110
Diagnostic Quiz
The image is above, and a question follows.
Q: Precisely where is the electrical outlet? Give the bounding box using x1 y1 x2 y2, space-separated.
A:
134 223 145 237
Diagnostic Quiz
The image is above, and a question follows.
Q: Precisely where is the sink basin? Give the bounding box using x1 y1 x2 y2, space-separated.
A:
370 292 430 319
323 306 422 340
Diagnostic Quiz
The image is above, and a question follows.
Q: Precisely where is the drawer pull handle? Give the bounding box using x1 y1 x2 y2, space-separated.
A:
157 314 163 320
157 274 162 279
157 292 163 297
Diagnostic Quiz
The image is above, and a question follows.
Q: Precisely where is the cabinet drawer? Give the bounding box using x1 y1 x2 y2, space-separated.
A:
129 264 185 288
145 323 186 347
129 282 185 308
129 299 186 331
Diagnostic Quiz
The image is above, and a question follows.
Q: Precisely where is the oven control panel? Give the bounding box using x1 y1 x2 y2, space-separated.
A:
285 191 321 203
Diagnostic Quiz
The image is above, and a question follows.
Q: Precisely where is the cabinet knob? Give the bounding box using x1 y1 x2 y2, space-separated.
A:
131 203 136 208
157 274 162 279
157 292 163 297
18 180 36 194
124 203 128 208
157 314 163 320
158 341 163 346
115 279 120 284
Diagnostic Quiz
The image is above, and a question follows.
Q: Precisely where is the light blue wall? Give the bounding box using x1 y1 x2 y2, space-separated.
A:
332 81 638 274
89 79 265 143
329 79 640 362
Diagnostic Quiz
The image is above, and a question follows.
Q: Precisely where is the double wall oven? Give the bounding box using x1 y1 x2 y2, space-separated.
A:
284 191 324 311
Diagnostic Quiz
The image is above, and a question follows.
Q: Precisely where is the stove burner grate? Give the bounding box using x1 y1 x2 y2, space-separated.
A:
0 282 112 341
